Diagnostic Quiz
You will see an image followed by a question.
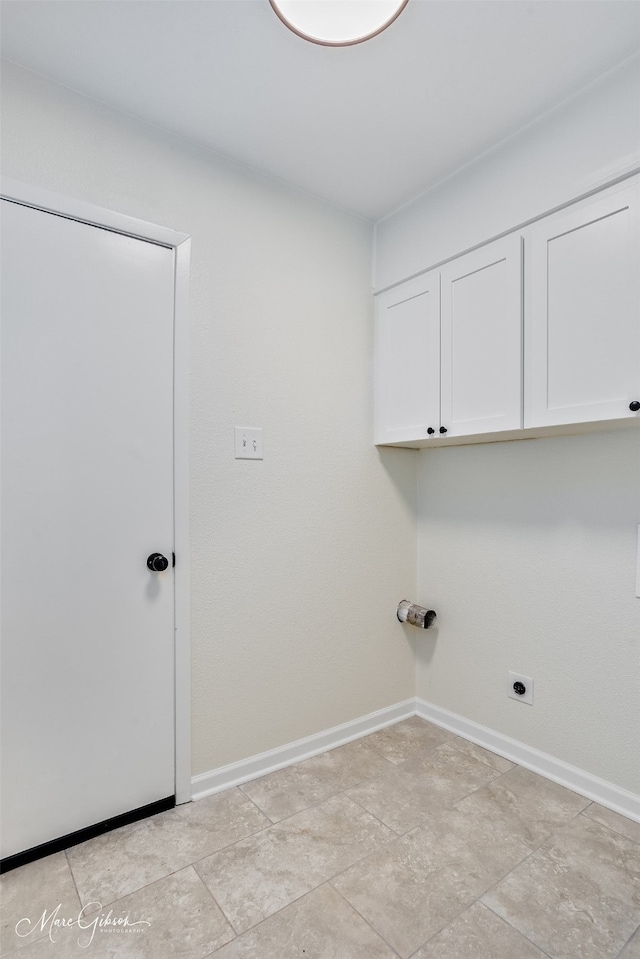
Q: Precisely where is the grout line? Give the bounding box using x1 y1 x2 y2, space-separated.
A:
63 810 278 914
237 785 280 825
73 861 207 912
329 880 403 958
1 862 75 954
473 797 613 913
189 864 241 939
203 885 328 949
580 805 640 848
446 740 517 776
445 777 504 808
476 901 555 958
236 786 366 828
64 847 83 908
342 791 404 838
403 907 487 959
204 879 394 954
363 741 410 768
182 792 404 942
613 923 640 959
235 745 412 829
477 841 546 908
368 745 409 766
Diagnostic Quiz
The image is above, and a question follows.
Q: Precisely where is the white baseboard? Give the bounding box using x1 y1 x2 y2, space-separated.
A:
191 696 640 825
416 697 640 824
191 699 415 801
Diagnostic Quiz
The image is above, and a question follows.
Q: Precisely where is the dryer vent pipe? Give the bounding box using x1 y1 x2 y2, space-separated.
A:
397 600 436 629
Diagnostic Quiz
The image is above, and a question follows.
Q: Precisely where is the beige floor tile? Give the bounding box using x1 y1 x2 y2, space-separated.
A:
66 789 269 908
620 928 640 958
8 742 635 959
454 764 589 850
582 803 640 846
212 883 396 959
364 717 458 765
447 738 515 774
194 793 394 934
332 807 531 959
239 738 392 823
412 901 548 958
482 814 640 959
0 866 234 959
347 742 502 834
0 852 82 956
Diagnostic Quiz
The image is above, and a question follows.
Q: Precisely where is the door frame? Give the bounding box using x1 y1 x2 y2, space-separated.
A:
1 177 192 805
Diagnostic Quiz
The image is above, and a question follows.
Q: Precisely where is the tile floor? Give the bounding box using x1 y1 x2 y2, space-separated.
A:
1 717 639 958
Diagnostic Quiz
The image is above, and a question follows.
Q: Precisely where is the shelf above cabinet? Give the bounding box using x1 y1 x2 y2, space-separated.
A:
377 415 640 450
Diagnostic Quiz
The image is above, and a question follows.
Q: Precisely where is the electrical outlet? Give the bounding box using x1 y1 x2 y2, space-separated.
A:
508 671 533 705
234 427 263 460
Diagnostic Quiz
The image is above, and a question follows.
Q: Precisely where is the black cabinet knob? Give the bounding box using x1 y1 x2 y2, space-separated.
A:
427 427 435 435
439 426 448 434
147 553 169 572
630 401 640 412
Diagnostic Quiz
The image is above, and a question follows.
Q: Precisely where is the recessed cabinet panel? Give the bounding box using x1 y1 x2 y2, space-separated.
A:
375 273 440 444
526 178 640 427
440 235 522 436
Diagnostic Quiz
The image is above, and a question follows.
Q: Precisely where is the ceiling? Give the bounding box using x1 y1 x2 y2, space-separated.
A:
1 0 639 221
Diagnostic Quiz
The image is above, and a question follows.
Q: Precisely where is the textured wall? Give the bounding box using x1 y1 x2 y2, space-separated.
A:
416 431 640 793
1 61 417 776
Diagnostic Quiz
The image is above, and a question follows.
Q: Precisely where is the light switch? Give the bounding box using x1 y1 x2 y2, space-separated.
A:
235 427 263 460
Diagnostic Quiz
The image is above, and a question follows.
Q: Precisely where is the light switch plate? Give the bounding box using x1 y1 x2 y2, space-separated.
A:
235 427 263 460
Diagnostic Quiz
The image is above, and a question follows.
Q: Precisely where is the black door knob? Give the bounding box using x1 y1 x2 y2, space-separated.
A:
147 553 169 572
427 427 435 435
630 401 640 412
439 426 448 434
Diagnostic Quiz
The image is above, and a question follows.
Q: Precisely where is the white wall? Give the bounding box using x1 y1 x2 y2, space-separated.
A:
0 61 417 777
385 56 640 794
375 54 640 291
417 433 640 793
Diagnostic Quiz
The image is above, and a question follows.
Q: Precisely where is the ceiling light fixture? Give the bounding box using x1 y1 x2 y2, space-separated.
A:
269 0 409 47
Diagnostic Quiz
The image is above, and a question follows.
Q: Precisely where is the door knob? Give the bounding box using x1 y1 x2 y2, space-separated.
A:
630 401 640 412
147 553 169 572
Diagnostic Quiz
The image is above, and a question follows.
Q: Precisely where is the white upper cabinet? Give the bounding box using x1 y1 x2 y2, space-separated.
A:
525 178 640 428
375 235 522 445
375 173 639 447
440 235 523 437
375 272 440 444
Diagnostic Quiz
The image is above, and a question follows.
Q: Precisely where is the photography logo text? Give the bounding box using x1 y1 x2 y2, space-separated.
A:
16 902 151 948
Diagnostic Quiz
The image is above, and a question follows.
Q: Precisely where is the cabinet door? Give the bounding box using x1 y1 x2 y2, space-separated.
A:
440 234 523 437
525 177 640 427
375 272 440 444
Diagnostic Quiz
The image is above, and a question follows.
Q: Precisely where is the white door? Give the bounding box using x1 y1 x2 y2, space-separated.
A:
375 271 440 445
440 234 523 438
1 199 176 861
525 177 640 428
